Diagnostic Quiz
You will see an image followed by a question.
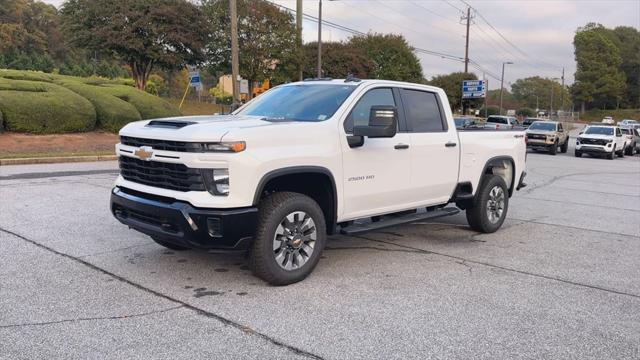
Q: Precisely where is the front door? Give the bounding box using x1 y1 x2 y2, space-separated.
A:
340 87 413 220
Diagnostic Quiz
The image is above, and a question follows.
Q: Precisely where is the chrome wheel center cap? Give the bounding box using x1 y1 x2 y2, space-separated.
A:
290 237 303 248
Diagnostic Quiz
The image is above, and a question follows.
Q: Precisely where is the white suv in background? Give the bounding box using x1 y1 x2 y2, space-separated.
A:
575 124 627 159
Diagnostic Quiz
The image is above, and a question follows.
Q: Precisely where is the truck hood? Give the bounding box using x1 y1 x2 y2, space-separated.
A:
119 115 293 142
526 130 555 136
579 134 614 140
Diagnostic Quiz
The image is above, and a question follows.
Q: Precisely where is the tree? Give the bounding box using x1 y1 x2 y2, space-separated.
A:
202 0 298 93
612 26 640 108
302 41 375 79
349 33 423 82
571 23 626 111
428 72 482 112
511 76 570 111
61 0 208 90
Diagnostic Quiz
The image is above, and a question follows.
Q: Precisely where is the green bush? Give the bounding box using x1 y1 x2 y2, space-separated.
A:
209 87 233 105
0 78 97 133
516 107 535 117
0 108 4 133
53 78 142 132
0 69 182 133
99 84 182 120
478 105 500 117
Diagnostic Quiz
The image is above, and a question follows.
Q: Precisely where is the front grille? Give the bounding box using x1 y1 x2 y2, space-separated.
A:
527 134 546 140
580 138 607 146
119 156 206 192
120 136 205 152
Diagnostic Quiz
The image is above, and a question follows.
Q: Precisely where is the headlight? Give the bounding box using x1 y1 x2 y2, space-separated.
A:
202 169 229 196
202 141 246 153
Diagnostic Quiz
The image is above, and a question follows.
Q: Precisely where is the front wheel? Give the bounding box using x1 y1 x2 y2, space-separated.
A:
466 175 509 233
618 147 625 158
575 150 582 158
250 192 326 286
560 138 568 153
608 146 615 160
549 141 558 155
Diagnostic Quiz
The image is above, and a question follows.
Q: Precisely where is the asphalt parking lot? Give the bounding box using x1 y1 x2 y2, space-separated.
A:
1 138 639 359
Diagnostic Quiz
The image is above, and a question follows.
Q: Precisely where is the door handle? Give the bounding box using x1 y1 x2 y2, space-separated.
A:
445 142 457 147
394 143 410 150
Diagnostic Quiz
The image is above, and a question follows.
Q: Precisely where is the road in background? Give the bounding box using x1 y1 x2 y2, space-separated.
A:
1 142 639 359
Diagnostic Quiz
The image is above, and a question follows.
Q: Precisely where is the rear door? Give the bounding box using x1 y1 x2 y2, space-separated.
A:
399 88 459 205
340 87 413 219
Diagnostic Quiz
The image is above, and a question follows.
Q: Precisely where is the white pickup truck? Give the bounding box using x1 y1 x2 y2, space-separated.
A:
111 79 527 285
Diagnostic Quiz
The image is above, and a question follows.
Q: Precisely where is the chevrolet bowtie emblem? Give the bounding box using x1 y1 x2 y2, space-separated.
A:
134 146 153 160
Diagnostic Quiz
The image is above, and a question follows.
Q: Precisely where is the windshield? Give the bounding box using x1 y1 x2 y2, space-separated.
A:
454 118 466 126
585 127 614 135
621 128 631 134
528 122 556 131
523 118 536 125
236 84 356 122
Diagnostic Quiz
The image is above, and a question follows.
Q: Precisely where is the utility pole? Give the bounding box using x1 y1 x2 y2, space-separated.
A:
296 0 303 81
230 0 240 105
483 73 488 118
499 61 513 116
317 0 322 78
560 67 565 113
463 7 471 73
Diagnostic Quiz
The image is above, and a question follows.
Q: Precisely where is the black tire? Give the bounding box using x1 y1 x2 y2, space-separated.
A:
618 147 625 158
549 140 558 155
151 237 190 251
574 150 582 158
625 145 633 156
608 146 615 160
560 138 568 153
465 175 509 233
250 192 326 286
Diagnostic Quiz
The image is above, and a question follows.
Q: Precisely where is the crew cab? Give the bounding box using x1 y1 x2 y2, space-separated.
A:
525 120 569 155
576 124 627 159
110 79 527 285
484 115 520 130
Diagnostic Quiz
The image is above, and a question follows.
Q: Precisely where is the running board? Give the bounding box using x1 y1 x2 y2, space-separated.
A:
339 207 460 235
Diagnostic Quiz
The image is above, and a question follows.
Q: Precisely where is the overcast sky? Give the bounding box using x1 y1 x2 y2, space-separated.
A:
43 0 640 89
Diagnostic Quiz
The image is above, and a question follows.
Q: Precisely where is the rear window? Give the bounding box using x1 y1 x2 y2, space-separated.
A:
487 116 507 124
401 89 445 132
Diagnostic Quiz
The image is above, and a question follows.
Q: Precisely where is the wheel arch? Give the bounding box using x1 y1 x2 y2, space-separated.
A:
481 156 516 197
253 166 338 234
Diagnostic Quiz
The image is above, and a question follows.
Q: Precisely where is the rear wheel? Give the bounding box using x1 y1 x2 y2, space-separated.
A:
250 192 326 286
466 175 509 233
151 237 190 251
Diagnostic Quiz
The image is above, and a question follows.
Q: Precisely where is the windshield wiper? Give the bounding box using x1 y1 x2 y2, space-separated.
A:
261 117 294 122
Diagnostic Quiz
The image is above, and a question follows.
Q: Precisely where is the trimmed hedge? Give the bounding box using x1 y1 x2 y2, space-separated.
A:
54 79 142 133
99 84 182 120
0 69 182 133
0 78 97 133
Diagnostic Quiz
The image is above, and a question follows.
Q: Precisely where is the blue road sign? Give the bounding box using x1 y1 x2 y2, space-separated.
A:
462 80 485 99
189 70 201 88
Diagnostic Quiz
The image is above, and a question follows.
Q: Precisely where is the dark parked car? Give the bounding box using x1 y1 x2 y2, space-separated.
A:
454 117 477 129
523 117 544 129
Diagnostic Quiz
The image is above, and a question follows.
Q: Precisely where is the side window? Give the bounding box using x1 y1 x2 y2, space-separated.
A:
558 123 563 131
401 89 445 132
616 128 621 136
344 88 395 133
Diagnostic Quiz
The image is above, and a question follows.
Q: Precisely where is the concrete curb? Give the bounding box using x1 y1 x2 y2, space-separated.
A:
0 155 118 166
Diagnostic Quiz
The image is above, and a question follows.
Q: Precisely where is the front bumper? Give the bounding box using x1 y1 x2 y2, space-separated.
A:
111 187 257 251
576 145 612 154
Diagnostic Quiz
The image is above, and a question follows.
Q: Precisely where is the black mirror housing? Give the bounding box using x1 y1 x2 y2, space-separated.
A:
353 105 398 138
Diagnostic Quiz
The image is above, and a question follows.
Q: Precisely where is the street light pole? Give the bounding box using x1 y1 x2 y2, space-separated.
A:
550 77 559 120
317 0 322 78
230 0 240 105
499 61 513 116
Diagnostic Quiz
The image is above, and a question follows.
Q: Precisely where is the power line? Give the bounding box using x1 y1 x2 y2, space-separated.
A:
410 1 460 23
440 0 465 14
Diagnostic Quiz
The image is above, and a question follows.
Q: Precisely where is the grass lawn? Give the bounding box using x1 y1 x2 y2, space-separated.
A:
166 99 229 116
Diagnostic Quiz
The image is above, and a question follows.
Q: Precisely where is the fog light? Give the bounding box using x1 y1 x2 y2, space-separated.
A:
207 218 223 238
213 169 229 195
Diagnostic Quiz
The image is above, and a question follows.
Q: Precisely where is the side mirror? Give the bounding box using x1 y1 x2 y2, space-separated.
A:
353 105 398 138
579 132 584 135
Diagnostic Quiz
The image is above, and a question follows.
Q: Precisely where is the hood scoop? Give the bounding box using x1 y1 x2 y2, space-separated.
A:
146 120 196 129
